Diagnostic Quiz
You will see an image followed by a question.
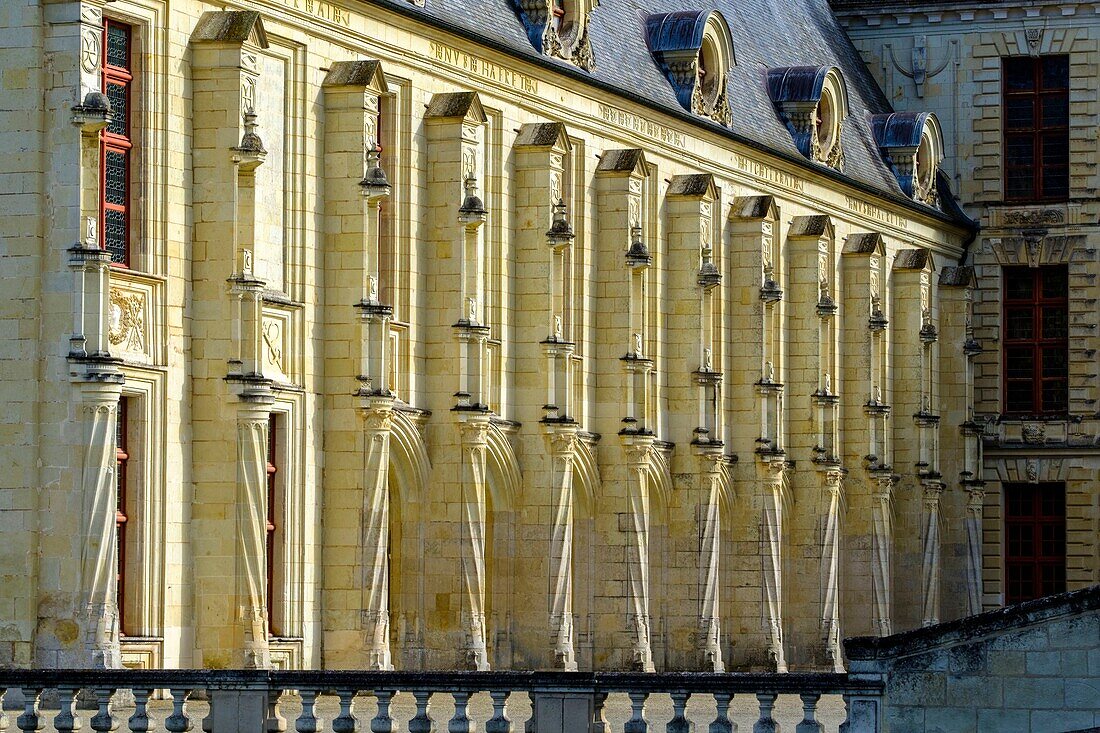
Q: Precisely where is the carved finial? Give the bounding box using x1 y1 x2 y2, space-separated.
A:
458 175 487 221
546 198 574 246
625 224 651 267
361 146 391 198
239 108 266 154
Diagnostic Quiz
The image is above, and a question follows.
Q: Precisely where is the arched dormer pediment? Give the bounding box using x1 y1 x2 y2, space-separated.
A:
766 65 848 170
870 112 943 208
511 0 597 72
645 11 734 126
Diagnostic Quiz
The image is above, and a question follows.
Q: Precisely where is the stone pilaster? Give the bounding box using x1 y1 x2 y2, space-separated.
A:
546 426 578 671
622 436 656 672
235 402 273 669
758 457 788 672
360 399 395 670
696 449 727 672
921 480 945 627
820 468 845 671
870 471 897 636
963 483 986 616
456 415 491 670
76 385 125 669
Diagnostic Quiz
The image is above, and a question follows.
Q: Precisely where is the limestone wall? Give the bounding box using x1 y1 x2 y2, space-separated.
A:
0 0 984 672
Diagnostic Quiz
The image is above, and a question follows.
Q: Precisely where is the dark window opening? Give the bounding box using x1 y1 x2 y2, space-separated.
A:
116 398 130 635
101 19 133 266
266 414 279 636
1003 266 1068 416
1004 482 1066 604
1003 55 1069 203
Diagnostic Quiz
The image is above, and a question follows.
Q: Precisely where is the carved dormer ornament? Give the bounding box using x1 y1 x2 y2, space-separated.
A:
512 0 598 71
766 66 848 170
645 11 734 126
871 112 944 207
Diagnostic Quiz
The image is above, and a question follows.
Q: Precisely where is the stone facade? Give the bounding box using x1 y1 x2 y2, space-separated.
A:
846 585 1100 733
1 0 989 673
834 0 1100 613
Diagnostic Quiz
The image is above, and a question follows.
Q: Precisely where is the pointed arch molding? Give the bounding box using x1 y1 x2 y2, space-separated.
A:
646 445 674 509
572 437 602 514
485 422 522 510
388 410 430 504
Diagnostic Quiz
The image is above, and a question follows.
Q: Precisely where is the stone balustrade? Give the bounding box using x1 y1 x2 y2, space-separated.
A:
0 669 884 733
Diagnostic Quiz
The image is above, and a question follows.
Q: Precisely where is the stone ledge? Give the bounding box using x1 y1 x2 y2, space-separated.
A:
845 584 1100 662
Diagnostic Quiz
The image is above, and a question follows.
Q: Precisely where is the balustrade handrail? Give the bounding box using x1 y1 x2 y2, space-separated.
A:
0 668 883 695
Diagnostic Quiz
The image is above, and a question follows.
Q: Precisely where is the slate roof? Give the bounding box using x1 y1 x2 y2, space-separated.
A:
364 0 974 228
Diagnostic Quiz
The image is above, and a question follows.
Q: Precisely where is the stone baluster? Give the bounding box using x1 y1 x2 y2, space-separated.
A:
371 690 394 733
591 693 609 733
295 690 321 733
408 691 435 733
0 689 8 733
449 692 473 733
332 690 359 733
624 692 648 733
667 692 691 733
88 689 115 733
795 693 823 733
164 690 192 733
129 689 153 733
752 693 778 733
709 693 734 733
485 691 512 733
54 687 81 733
16 689 41 733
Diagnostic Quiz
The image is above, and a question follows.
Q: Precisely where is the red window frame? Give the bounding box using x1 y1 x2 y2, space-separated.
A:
1002 55 1069 203
1002 266 1069 416
101 19 133 267
116 398 129 634
266 414 279 636
1004 483 1066 604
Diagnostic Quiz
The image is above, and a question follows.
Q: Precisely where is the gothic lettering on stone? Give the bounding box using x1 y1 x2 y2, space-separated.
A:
462 147 477 178
241 76 257 113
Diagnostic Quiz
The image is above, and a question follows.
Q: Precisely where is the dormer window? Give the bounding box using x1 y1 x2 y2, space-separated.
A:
871 112 944 207
767 66 849 169
646 11 733 126
511 0 595 71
